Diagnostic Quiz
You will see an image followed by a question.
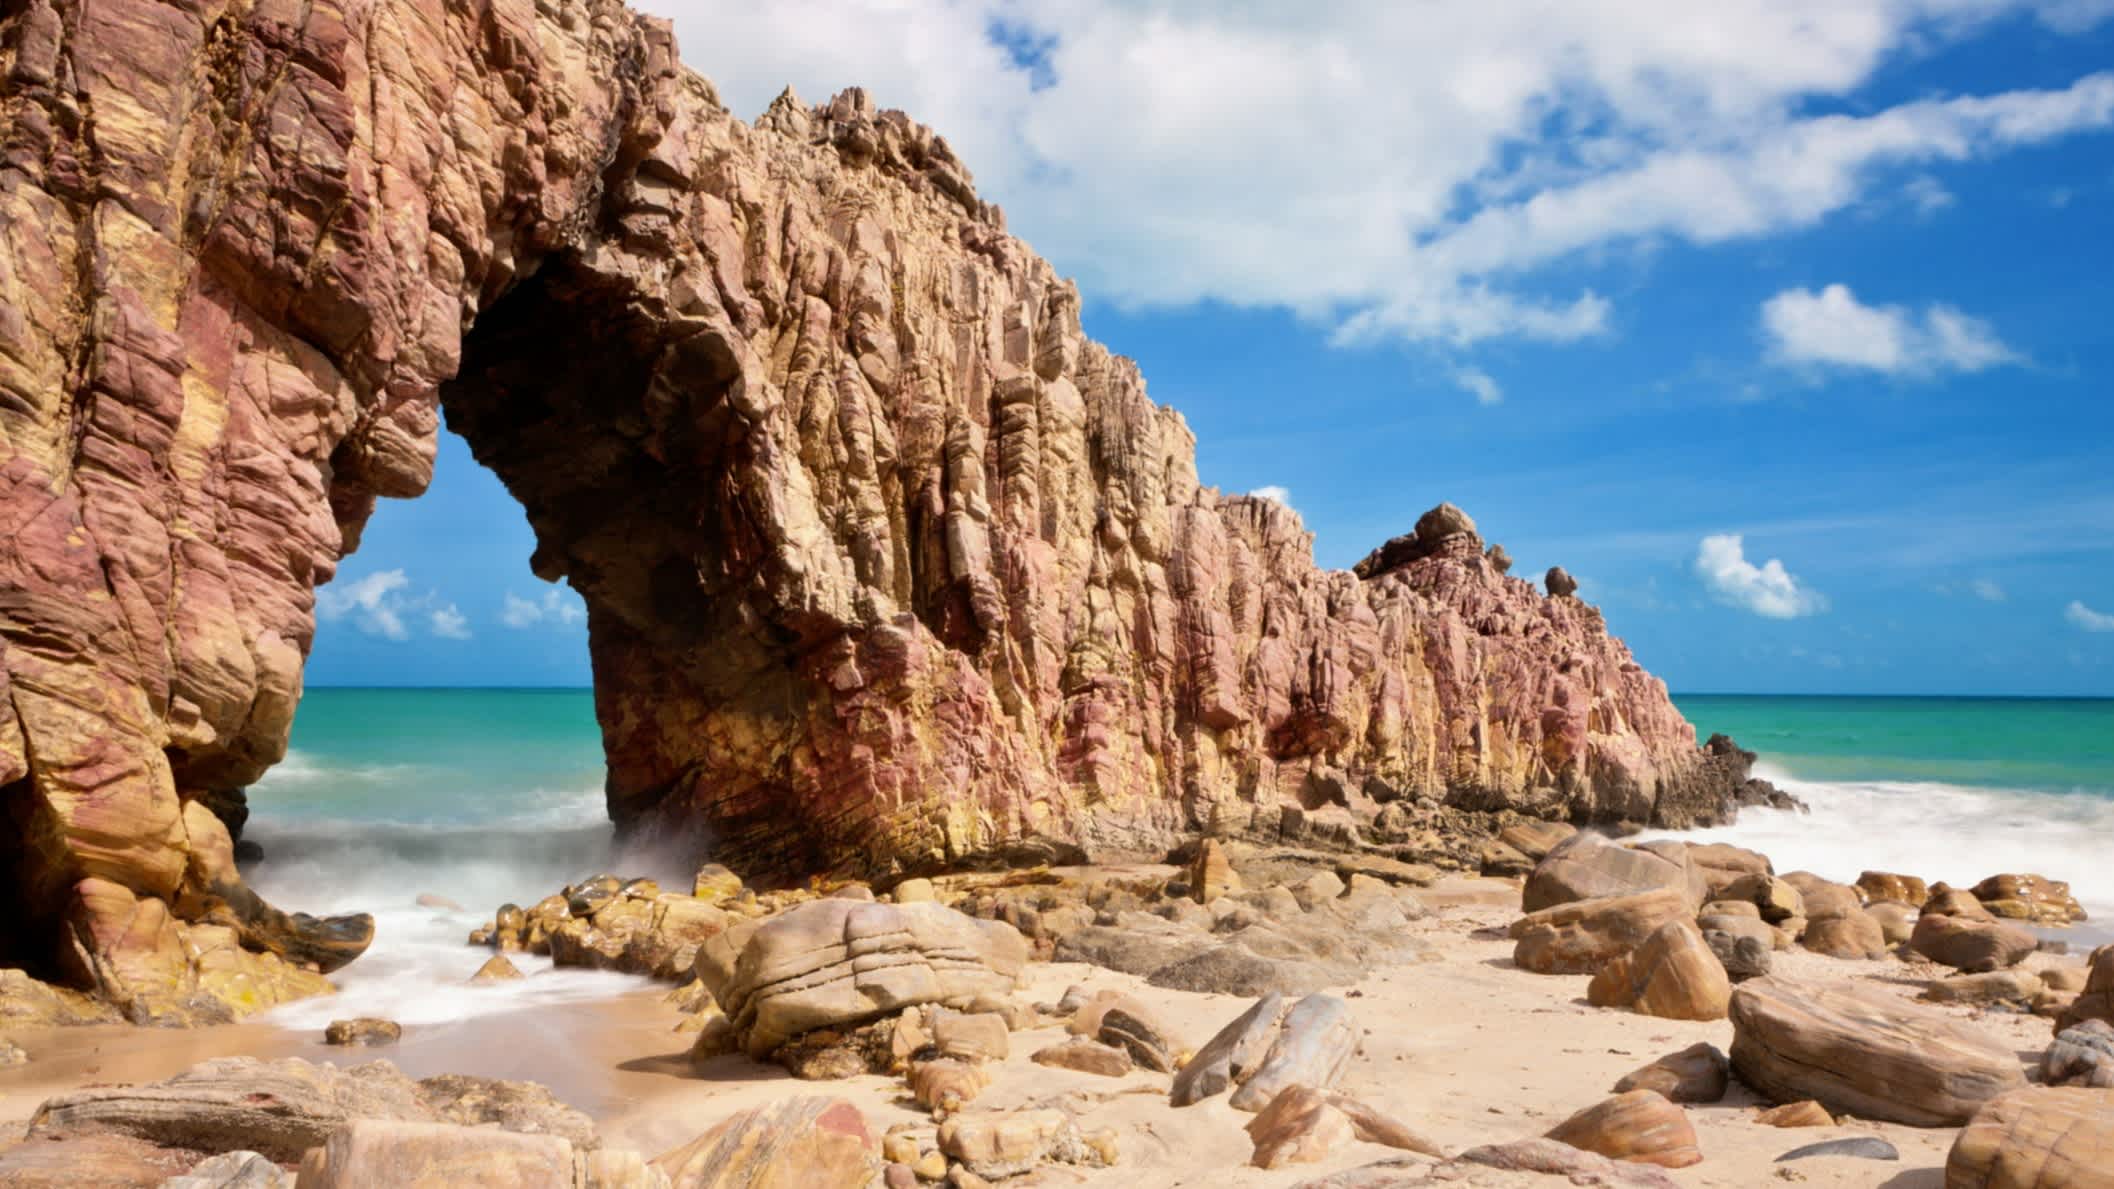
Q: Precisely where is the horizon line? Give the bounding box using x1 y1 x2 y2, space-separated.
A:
301 684 2114 701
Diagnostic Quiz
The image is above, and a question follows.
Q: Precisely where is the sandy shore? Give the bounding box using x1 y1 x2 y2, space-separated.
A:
0 875 2087 1187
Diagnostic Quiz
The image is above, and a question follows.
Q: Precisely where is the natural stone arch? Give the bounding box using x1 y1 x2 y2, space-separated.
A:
0 0 1750 1020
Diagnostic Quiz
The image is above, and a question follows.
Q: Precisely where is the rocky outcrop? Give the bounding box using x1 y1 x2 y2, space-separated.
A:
0 0 1761 1009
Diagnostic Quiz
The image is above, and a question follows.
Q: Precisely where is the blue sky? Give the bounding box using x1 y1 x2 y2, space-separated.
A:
311 0 2114 695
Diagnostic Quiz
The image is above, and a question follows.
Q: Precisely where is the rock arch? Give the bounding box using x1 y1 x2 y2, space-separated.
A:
0 0 1749 1019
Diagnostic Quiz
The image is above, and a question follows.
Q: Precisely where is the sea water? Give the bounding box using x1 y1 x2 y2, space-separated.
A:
1662 695 2114 924
245 689 2114 1029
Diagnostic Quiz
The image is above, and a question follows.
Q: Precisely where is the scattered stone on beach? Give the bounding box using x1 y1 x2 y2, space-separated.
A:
1543 1091 1702 1169
1728 977 2027 1126
930 1009 1010 1062
295 1120 579 1189
652 1096 877 1188
937 1110 1114 1179
1856 871 1929 906
409 1073 600 1149
1614 1043 1730 1104
1923 969 2046 1007
1096 998 1180 1073
1864 900 1918 944
1522 833 1694 913
1451 1140 1684 1188
1030 1038 1134 1077
472 955 525 983
702 899 1026 1058
1925 883 1997 920
2057 945 2114 1031
1972 873 2088 926
162 1150 293 1189
1755 1101 1834 1128
1947 1086 2114 1188
1511 887 1689 975
324 1018 402 1047
1171 992 1358 1112
1246 1086 1354 1169
1910 913 2039 972
1719 873 1803 924
415 894 463 912
2044 1020 2114 1088
1776 1137 1899 1163
1800 909 1889 961
909 1058 990 1117
1586 918 1731 1020
1700 919 1774 981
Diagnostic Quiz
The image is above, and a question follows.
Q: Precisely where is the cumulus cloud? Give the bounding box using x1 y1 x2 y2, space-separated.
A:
1454 368 1504 406
317 570 468 641
1695 534 1827 618
639 0 2114 349
502 589 587 630
2068 600 2114 632
1249 485 1294 509
429 605 472 640
1761 284 2017 375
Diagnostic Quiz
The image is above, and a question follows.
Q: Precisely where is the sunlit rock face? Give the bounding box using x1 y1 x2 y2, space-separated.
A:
0 0 1745 1011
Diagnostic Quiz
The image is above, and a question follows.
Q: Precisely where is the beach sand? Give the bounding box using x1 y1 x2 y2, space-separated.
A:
0 875 2085 1187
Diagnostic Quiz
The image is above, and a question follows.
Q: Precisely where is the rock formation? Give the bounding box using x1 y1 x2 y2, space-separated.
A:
0 0 1762 1008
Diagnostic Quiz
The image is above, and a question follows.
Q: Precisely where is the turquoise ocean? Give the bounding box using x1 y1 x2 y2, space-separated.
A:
244 689 2114 1026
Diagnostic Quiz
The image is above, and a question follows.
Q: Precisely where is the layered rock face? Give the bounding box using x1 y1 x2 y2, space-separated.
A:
0 0 1754 1007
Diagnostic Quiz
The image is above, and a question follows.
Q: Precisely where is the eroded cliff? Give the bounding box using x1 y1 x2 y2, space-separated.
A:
0 0 1762 1018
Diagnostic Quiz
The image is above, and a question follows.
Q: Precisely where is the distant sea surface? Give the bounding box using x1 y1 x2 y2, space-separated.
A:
243 688 2114 1028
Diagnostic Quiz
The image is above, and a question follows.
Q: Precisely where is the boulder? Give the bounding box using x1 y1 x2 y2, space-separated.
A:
1523 834 1694 913
703 900 1026 1056
937 1110 1113 1179
1499 821 1577 862
1544 1091 1701 1168
1097 999 1180 1073
652 1097 877 1188
1728 977 2027 1126
1245 1085 1353 1169
1029 1038 1133 1078
1911 913 2038 973
1947 1086 2114 1188
1925 970 2046 1007
1756 1101 1834 1127
293 1120 577 1189
472 955 525 983
1586 919 1731 1020
908 1059 989 1115
1190 839 1242 902
323 1018 401 1047
1800 910 1889 961
1866 900 1917 944
2044 1021 2114 1089
1171 992 1358 1112
929 1009 1009 1062
1972 874 2088 926
1544 567 1580 598
1700 919 1774 981
1720 873 1803 924
1927 883 1997 920
1781 872 1860 922
692 865 743 901
1511 888 1689 975
1857 871 1929 906
2057 946 2114 1031
1614 1043 1730 1104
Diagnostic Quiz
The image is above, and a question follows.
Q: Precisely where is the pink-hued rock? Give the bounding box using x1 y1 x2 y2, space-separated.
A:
0 0 1759 1011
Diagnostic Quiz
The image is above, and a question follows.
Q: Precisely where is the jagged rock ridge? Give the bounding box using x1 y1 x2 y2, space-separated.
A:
0 0 1760 1016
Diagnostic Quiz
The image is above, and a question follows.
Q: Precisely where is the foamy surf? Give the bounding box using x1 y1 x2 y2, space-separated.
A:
1644 761 2114 928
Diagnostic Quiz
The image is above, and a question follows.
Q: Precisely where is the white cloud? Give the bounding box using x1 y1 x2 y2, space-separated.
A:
502 589 587 630
1761 284 2017 375
1454 368 1505 405
316 570 411 641
1249 485 1293 510
1903 174 1956 214
1970 578 2007 602
430 604 472 640
2068 600 2114 632
1695 534 1827 618
641 1 2114 349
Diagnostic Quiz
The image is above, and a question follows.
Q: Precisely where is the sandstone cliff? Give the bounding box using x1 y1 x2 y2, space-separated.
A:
0 0 1760 1016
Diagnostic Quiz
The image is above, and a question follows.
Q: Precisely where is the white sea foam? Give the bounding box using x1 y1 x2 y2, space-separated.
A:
1643 762 2114 924
246 788 687 1030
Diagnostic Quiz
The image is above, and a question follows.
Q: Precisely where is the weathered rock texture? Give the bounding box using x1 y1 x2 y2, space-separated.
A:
0 0 1756 1005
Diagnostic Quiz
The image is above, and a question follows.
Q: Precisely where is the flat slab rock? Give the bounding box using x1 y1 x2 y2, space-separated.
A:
1728 977 2026 1126
23 1056 596 1164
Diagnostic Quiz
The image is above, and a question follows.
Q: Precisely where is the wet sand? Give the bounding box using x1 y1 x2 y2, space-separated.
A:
0 875 2088 1187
